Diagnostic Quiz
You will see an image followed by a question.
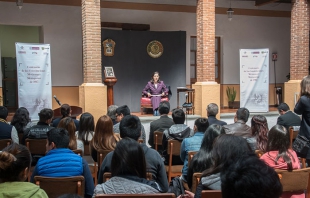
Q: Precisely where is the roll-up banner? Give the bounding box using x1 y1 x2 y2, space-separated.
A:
240 48 269 112
15 43 52 120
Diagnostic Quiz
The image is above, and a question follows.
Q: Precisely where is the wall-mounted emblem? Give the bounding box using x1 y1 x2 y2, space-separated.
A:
147 40 163 58
102 39 116 56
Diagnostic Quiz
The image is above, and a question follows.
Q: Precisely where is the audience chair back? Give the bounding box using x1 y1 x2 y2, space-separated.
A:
102 172 153 182
188 151 197 166
255 150 265 158
165 139 183 182
289 127 306 168
201 190 222 198
138 139 144 144
95 194 175 198
276 167 310 197
192 172 202 193
0 139 11 150
25 138 47 155
84 143 91 156
154 131 163 151
97 149 113 169
34 176 85 198
72 149 83 156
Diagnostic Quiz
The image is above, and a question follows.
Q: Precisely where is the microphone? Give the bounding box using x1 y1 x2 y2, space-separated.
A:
185 93 188 98
53 95 62 106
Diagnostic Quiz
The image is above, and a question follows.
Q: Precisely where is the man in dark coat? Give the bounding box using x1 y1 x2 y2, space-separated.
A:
207 103 227 126
223 107 251 138
149 101 174 150
277 103 301 131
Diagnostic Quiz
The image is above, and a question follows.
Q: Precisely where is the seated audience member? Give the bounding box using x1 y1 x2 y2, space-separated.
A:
30 128 94 198
113 105 146 143
261 124 300 170
223 107 251 138
206 103 227 126
246 115 268 152
98 115 168 192
93 138 162 195
162 108 193 165
76 112 95 144
0 106 18 144
193 134 252 198
180 118 209 184
52 104 79 130
187 124 225 189
58 117 84 153
106 105 118 125
23 108 54 144
10 107 34 137
0 143 48 198
90 115 120 162
149 101 174 149
221 155 282 198
277 102 301 131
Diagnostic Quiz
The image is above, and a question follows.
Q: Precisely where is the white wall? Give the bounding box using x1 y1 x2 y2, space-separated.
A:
0 1 292 86
0 2 83 86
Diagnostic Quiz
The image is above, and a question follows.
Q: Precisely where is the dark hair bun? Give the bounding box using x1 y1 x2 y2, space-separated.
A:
0 151 15 170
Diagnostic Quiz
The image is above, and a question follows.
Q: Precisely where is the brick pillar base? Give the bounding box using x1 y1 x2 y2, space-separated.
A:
192 82 220 118
284 80 301 110
79 83 107 122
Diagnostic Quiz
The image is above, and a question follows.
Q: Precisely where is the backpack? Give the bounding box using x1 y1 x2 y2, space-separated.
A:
168 176 185 197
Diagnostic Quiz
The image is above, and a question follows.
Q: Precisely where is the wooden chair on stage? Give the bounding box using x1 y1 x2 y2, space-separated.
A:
201 190 222 198
95 194 175 198
154 131 163 151
289 126 306 168
165 139 183 182
276 167 310 197
35 176 85 198
0 139 11 150
25 138 47 181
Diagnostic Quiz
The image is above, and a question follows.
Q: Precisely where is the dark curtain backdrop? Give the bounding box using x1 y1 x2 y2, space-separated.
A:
102 29 186 112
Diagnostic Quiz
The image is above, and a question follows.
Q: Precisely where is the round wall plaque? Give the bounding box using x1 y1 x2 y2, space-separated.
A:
147 40 163 58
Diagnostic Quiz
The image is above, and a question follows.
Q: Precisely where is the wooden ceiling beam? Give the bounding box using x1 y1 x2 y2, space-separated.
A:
101 22 150 31
255 0 278 6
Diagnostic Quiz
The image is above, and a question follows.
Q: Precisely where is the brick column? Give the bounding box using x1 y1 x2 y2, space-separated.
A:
193 0 220 117
284 0 309 109
80 0 107 121
196 0 215 82
290 0 309 80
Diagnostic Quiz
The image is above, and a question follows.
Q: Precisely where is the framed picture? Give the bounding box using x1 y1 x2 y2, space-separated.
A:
104 66 115 78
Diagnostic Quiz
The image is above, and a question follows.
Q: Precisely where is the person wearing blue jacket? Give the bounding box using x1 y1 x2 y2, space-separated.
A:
30 128 94 198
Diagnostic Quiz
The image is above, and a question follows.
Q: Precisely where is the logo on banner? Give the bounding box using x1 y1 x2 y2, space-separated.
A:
30 47 40 50
41 47 50 50
18 51 26 54
251 51 260 54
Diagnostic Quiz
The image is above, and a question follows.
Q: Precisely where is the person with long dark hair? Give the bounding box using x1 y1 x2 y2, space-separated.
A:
76 112 95 144
187 124 225 189
58 117 84 153
246 115 269 152
52 104 79 130
142 71 169 116
93 138 161 195
294 75 310 165
192 134 252 198
11 107 33 135
90 115 119 162
261 124 299 170
0 143 48 197
260 124 301 198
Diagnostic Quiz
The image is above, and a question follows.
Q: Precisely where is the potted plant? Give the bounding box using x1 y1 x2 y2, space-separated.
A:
226 86 238 108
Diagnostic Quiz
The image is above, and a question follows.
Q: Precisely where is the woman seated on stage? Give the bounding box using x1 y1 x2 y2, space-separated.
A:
142 71 168 116
93 137 162 195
